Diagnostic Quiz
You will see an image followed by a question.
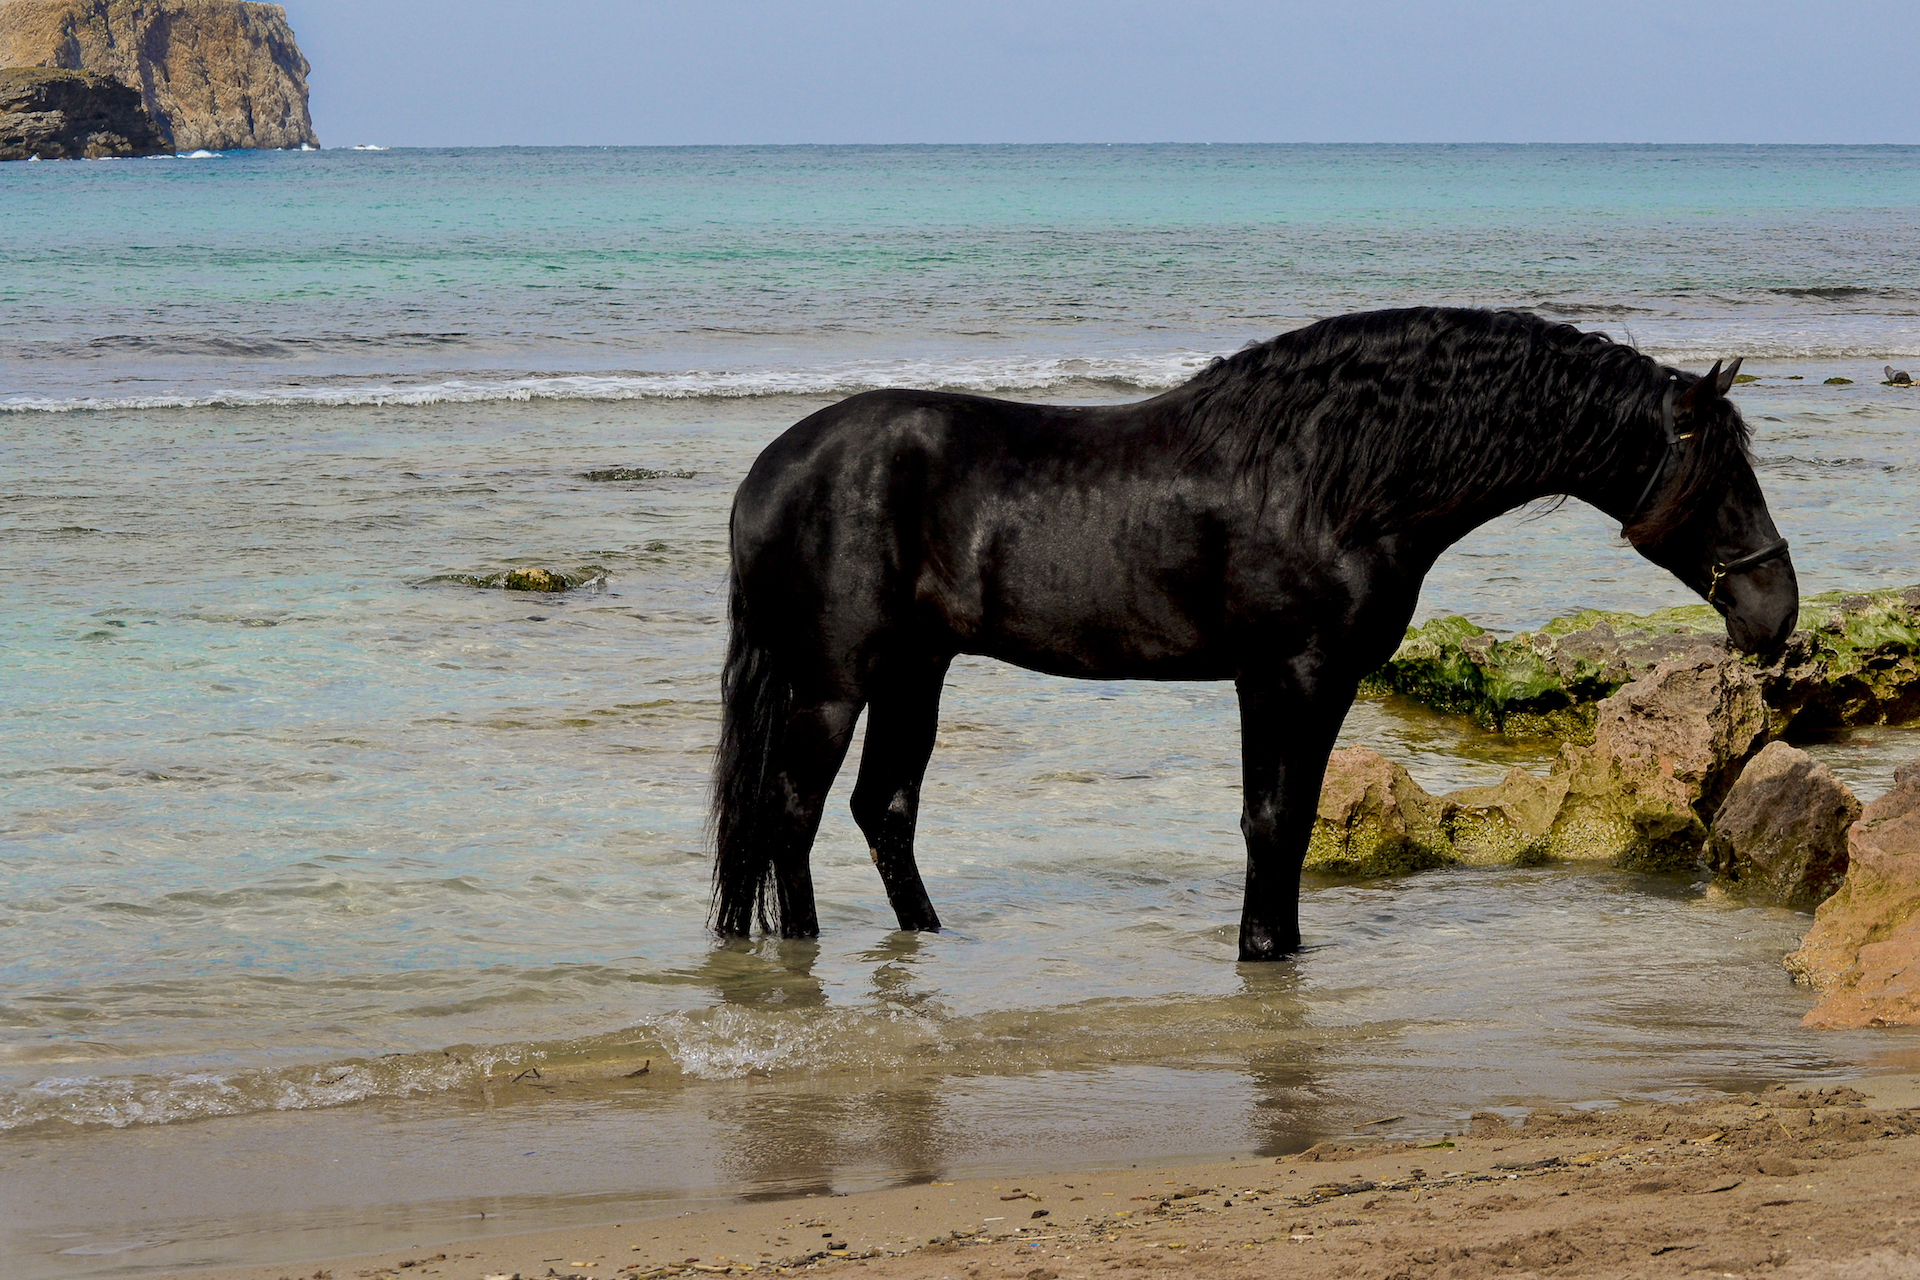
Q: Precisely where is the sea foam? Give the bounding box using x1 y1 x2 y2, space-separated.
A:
0 352 1219 414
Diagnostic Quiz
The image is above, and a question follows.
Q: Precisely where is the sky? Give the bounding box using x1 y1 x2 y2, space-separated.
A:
293 1 1920 148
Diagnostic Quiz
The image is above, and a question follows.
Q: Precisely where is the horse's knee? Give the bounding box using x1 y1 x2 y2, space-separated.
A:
849 782 886 839
1240 800 1281 846
851 781 915 841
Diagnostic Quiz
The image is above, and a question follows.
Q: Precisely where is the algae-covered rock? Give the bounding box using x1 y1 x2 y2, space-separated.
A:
1767 588 1920 733
502 567 567 592
1786 760 1920 1029
1438 768 1567 865
1707 742 1858 907
1305 747 1455 875
1364 586 1920 742
434 565 607 592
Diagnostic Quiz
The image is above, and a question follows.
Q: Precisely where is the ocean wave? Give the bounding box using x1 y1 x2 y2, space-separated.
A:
48 331 480 359
0 991 1315 1132
0 1051 490 1132
0 353 1217 414
1638 341 1920 364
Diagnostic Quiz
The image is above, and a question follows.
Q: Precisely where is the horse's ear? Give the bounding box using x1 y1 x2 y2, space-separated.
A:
1716 357 1743 395
1678 360 1724 415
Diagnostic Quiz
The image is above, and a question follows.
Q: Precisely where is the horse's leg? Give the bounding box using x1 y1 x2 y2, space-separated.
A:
762 697 863 937
848 657 950 932
1235 672 1349 961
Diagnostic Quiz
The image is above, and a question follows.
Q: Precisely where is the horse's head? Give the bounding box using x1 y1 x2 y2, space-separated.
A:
1616 358 1798 655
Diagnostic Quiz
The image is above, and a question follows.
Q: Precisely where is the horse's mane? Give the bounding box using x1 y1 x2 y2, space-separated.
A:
1173 307 1751 546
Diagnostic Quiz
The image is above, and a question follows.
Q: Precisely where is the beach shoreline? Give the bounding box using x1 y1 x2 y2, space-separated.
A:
118 1074 1920 1280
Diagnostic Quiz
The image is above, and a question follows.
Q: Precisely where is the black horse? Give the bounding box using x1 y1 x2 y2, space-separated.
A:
711 307 1798 961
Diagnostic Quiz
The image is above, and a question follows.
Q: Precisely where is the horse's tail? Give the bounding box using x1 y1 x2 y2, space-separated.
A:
710 572 791 936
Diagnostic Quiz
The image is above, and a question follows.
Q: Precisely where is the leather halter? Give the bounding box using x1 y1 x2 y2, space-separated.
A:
1627 376 1789 604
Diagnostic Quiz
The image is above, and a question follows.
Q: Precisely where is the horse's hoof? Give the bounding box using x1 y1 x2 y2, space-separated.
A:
1238 926 1301 962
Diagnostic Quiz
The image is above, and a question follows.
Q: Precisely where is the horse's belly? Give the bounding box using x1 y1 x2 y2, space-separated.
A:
956 579 1227 680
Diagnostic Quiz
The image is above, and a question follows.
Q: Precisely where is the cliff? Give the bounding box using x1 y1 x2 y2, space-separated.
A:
0 0 316 150
1 63 171 157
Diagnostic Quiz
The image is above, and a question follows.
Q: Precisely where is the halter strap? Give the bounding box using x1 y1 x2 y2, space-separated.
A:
1627 374 1790 603
1624 378 1686 525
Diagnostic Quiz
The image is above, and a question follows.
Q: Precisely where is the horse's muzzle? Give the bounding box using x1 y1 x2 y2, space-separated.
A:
1720 550 1799 656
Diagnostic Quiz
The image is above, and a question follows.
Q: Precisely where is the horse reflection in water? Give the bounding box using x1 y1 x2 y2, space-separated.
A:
710 307 1797 961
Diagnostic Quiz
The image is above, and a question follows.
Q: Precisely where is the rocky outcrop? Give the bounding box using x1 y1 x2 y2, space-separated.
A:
1438 767 1567 866
1363 586 1920 740
1310 656 1773 874
1786 762 1920 1029
1708 743 1859 908
0 62 167 157
0 0 316 150
1305 748 1453 876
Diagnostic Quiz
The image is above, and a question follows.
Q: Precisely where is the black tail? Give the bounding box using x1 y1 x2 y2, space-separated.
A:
710 575 791 935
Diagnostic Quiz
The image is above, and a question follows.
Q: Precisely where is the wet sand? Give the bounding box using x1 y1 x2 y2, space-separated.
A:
153 1076 1920 1280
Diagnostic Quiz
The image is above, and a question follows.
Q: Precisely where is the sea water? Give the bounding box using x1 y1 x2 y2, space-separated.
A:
4 145 1920 1274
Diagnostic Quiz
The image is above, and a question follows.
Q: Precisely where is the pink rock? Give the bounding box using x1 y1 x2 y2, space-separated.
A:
1305 747 1453 875
1787 761 1920 1029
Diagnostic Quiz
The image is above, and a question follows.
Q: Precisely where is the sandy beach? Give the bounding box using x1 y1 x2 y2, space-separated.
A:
146 1075 1920 1280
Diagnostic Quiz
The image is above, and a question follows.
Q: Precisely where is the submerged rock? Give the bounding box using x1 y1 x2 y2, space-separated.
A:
0 0 317 150
1786 761 1920 1028
1304 748 1454 875
1708 742 1858 908
1363 587 1920 741
583 466 697 482
435 565 607 593
502 567 567 593
0 64 169 158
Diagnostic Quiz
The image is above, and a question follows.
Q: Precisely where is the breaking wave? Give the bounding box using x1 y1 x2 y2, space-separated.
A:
0 353 1219 414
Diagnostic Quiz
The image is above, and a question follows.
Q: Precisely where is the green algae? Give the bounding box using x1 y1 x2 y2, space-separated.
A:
431 565 609 592
1364 586 1920 740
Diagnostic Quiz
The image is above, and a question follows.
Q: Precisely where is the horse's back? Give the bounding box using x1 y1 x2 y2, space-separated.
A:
731 389 1238 678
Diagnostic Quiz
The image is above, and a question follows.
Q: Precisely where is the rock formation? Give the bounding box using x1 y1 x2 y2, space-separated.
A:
0 63 168 157
0 0 316 150
1364 586 1920 740
1708 742 1859 908
1307 748 1454 876
1785 761 1920 1029
1310 656 1777 874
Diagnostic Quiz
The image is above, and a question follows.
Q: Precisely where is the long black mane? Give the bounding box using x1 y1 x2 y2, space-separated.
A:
1174 306 1751 545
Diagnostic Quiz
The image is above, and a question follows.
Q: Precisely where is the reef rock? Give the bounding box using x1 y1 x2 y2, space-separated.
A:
1364 586 1920 741
1310 657 1773 877
0 0 316 150
1438 767 1567 866
0 62 168 157
1304 747 1454 876
1589 653 1769 814
1786 761 1920 1029
501 567 568 593
1707 742 1858 907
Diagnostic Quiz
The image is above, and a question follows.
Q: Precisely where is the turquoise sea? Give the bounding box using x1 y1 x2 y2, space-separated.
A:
4 145 1920 1275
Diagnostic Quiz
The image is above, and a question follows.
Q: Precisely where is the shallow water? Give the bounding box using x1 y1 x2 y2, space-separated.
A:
4 145 1920 1275
4 387 1916 1133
